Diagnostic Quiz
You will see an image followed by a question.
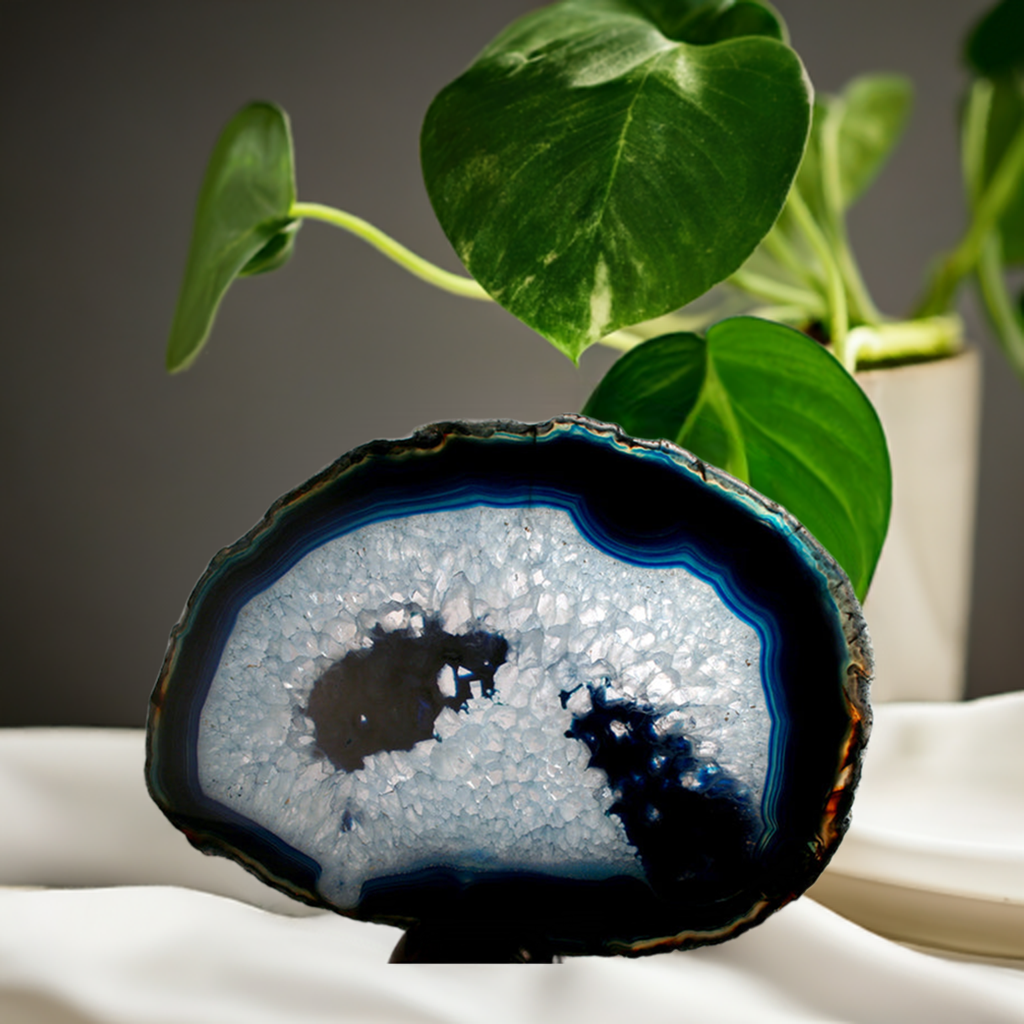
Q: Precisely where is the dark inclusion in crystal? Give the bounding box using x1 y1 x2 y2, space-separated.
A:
308 617 508 772
146 415 872 959
564 685 759 899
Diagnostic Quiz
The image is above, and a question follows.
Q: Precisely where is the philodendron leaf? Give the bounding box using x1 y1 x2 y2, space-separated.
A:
965 0 1024 79
422 0 812 362
798 74 913 215
628 0 785 42
965 1 1024 265
166 102 298 372
832 75 913 207
583 317 891 599
239 219 301 277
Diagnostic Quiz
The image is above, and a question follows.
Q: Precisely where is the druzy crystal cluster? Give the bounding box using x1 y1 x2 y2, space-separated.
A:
148 417 870 957
197 505 769 910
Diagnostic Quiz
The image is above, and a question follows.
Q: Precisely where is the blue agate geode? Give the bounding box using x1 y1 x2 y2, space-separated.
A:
147 416 871 957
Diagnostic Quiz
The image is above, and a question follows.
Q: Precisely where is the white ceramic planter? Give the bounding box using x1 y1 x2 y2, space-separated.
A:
856 348 982 702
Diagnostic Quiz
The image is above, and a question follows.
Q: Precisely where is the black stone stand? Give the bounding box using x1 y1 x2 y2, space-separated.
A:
389 922 561 963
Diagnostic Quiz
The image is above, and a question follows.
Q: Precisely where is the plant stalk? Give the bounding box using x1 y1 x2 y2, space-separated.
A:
961 79 993 204
916 118 1024 317
819 100 885 326
788 188 851 366
977 235 1024 383
728 270 826 315
290 202 491 300
762 225 825 291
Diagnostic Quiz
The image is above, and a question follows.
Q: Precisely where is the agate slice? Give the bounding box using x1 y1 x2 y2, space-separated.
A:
147 416 871 958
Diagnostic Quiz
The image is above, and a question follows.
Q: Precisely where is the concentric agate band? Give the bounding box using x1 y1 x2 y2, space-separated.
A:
147 415 871 956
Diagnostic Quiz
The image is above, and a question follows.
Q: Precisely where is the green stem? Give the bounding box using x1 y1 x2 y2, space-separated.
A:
950 80 1024 382
819 100 848 231
290 201 491 300
747 303 821 323
819 101 884 326
977 234 1024 383
762 225 825 291
917 118 1024 316
788 187 850 366
597 304 744 352
961 79 993 204
834 241 885 326
729 269 826 316
597 330 645 352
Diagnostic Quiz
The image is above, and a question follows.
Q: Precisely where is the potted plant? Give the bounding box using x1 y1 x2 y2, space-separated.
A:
165 0 1023 701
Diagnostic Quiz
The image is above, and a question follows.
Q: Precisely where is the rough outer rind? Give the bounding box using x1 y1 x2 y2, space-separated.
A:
147 415 872 956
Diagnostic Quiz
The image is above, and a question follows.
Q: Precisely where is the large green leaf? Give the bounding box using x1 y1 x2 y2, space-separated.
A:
626 0 785 42
583 317 891 599
421 0 812 362
965 1 1024 266
965 0 1024 78
166 102 298 372
832 75 913 208
798 74 913 216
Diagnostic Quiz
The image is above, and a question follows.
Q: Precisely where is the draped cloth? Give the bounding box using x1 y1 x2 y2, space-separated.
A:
2 695 1022 1023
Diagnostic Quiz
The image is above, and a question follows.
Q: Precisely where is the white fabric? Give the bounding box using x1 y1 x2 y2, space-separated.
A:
832 692 1024 896
1 700 1023 1023
808 692 1024 958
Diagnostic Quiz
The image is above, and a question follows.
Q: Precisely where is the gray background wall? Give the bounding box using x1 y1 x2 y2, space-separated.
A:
1 0 1020 727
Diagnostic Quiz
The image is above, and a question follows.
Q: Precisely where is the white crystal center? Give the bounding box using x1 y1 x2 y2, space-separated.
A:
197 505 768 909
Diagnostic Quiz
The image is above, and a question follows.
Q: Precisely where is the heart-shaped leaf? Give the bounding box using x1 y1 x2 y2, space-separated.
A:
166 102 298 372
626 0 785 43
831 75 913 209
421 0 812 362
965 1 1024 266
965 0 1024 79
798 74 913 219
583 317 891 599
